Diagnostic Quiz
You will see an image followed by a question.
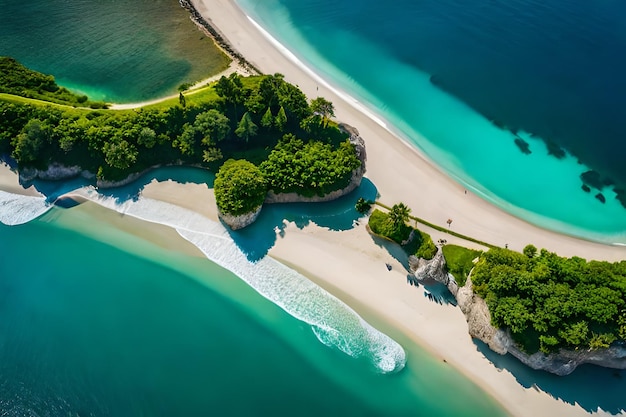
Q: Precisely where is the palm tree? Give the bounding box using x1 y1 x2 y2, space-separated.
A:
388 202 411 231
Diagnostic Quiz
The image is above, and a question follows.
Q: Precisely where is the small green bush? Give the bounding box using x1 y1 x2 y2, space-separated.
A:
214 159 267 215
415 231 437 260
368 209 412 243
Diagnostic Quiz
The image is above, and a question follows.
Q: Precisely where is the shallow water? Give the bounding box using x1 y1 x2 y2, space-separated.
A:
0 0 229 102
0 199 508 416
237 0 626 243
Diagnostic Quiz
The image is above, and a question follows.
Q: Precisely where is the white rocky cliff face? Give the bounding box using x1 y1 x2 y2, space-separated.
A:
411 247 626 375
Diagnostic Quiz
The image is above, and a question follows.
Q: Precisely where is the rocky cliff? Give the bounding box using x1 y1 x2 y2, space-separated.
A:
409 247 459 296
19 163 93 183
411 247 626 375
217 205 263 230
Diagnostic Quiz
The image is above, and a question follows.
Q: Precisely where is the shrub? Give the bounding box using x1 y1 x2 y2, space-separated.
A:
214 159 267 215
355 197 372 214
368 209 411 243
414 230 437 260
260 134 360 197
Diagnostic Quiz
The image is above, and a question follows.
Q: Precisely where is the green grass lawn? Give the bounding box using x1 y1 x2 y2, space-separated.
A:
441 244 482 286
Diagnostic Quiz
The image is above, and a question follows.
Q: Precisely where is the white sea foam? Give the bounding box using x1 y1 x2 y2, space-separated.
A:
0 190 51 226
74 188 406 373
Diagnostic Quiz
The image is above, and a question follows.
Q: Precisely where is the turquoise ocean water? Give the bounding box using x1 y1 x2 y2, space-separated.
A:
0 192 508 416
0 0 229 102
0 0 624 414
236 0 626 244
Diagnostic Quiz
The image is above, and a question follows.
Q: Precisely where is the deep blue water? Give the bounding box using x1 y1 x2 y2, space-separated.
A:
238 0 626 241
280 0 626 187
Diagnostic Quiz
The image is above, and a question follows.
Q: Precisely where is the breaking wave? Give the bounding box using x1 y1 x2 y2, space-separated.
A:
0 191 51 226
71 188 406 373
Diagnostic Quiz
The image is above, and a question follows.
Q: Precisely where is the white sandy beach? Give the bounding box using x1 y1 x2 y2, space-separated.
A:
1 1 624 415
0 163 41 197
188 1 624 416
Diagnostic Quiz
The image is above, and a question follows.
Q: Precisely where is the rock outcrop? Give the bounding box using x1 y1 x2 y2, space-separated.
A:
456 276 626 375
217 205 263 230
456 276 509 355
19 163 94 183
409 247 626 375
409 247 459 296
264 123 367 204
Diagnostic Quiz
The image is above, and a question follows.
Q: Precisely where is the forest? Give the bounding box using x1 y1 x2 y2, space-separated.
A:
0 58 360 202
472 246 626 354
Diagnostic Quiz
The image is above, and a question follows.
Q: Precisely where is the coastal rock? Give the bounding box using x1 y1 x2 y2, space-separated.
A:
264 123 367 204
514 137 531 155
178 0 260 75
505 341 626 376
96 169 152 189
409 247 459 296
217 205 262 230
19 163 93 183
456 276 626 375
456 276 509 355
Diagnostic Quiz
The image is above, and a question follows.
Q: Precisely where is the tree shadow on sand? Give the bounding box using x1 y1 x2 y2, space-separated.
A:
224 178 378 262
474 340 626 414
368 231 457 307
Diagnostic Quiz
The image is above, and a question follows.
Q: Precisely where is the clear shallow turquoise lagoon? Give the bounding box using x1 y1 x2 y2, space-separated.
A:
0 0 229 102
0 200 508 416
237 0 626 244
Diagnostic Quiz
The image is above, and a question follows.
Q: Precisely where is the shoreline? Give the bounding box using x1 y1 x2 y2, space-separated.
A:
190 0 625 416
108 60 248 110
191 0 626 262
0 1 624 415
0 162 42 197
0 161 620 416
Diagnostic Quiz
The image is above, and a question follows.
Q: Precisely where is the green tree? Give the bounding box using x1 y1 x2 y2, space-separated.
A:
203 147 223 163
310 97 335 127
102 140 137 170
261 107 273 128
214 159 267 216
388 203 411 233
259 134 360 197
214 73 245 118
235 112 258 143
277 82 311 122
257 73 284 109
523 244 538 258
12 119 49 163
355 197 372 214
275 106 287 132
137 127 157 148
174 123 197 156
179 92 186 108
194 109 230 145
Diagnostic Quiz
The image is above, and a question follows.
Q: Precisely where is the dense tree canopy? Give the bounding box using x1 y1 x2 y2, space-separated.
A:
259 134 360 197
214 159 267 216
472 247 626 354
0 61 358 207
